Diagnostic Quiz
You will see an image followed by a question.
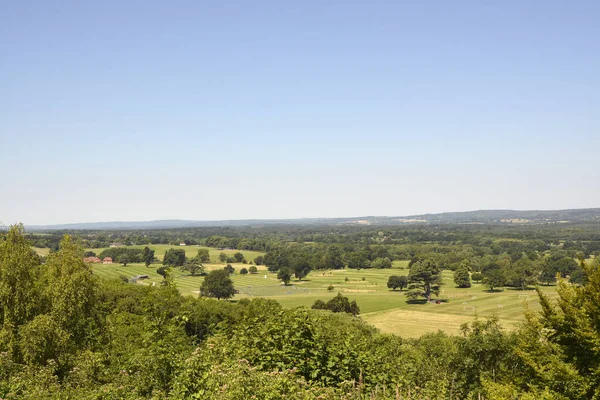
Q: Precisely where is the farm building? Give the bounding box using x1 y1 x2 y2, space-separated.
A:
179 242 186 246
103 257 113 264
83 256 102 263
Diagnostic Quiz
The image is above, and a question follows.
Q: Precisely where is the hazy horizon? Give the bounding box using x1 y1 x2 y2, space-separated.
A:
2 206 595 227
2 1 599 225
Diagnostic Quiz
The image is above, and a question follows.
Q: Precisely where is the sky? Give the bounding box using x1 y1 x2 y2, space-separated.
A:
1 0 599 225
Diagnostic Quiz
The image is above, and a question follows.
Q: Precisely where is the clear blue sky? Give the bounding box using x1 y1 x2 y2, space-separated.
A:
1 0 599 225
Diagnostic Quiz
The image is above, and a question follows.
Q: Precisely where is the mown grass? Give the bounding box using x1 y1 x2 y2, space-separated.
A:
90 253 557 338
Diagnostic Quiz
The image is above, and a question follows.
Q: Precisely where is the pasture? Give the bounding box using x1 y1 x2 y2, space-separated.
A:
90 252 558 338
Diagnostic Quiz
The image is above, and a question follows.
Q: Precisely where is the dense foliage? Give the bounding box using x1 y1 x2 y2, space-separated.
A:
2 224 600 398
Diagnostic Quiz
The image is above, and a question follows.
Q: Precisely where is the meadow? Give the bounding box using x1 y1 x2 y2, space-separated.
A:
89 245 558 338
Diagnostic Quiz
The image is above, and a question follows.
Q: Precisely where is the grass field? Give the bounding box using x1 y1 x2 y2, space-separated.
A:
89 250 558 338
86 244 264 264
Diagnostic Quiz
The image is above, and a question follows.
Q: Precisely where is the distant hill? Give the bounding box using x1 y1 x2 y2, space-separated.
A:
21 208 600 231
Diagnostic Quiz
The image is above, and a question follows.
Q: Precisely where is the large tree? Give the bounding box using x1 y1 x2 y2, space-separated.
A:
371 257 393 269
163 248 186 267
453 267 471 288
505 254 539 290
312 293 360 316
387 275 408 291
277 266 293 286
182 257 204 276
141 246 155 267
196 248 211 263
0 224 41 328
405 260 442 302
290 256 311 281
41 235 98 346
199 269 235 300
321 246 344 270
219 252 227 263
482 265 505 292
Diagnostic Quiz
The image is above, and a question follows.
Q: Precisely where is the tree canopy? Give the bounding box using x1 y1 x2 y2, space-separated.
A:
199 269 235 300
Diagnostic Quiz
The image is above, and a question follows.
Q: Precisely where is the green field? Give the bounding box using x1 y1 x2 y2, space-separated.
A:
90 249 558 338
86 244 264 263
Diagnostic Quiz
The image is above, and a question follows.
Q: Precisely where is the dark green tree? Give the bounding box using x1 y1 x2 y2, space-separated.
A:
141 246 155 267
224 264 235 274
387 275 408 291
233 252 245 263
182 258 204 276
156 266 168 278
405 260 443 302
454 267 472 288
199 269 235 300
115 253 132 266
505 255 539 290
196 248 211 263
253 255 264 265
482 266 505 292
240 267 248 275
249 265 258 274
321 246 344 270
291 256 311 281
219 252 227 263
277 267 293 286
163 249 186 267
371 257 392 269
311 293 360 316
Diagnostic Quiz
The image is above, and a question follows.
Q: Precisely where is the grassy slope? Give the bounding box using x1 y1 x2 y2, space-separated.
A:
89 248 557 338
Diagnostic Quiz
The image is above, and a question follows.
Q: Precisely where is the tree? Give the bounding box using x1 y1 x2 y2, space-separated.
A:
321 246 344 270
372 257 392 269
471 272 484 283
505 255 539 290
290 256 311 281
219 252 227 263
249 265 258 274
182 258 204 276
346 251 371 269
512 258 600 398
311 293 360 316
156 266 168 278
570 267 587 285
0 224 41 328
83 251 96 257
41 235 98 345
405 260 443 302
115 253 132 266
163 249 186 267
387 275 408 291
254 256 264 265
199 269 235 300
196 248 211 263
277 267 293 286
240 267 248 275
224 264 235 274
233 252 245 263
454 267 472 288
482 265 505 292
141 246 155 267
